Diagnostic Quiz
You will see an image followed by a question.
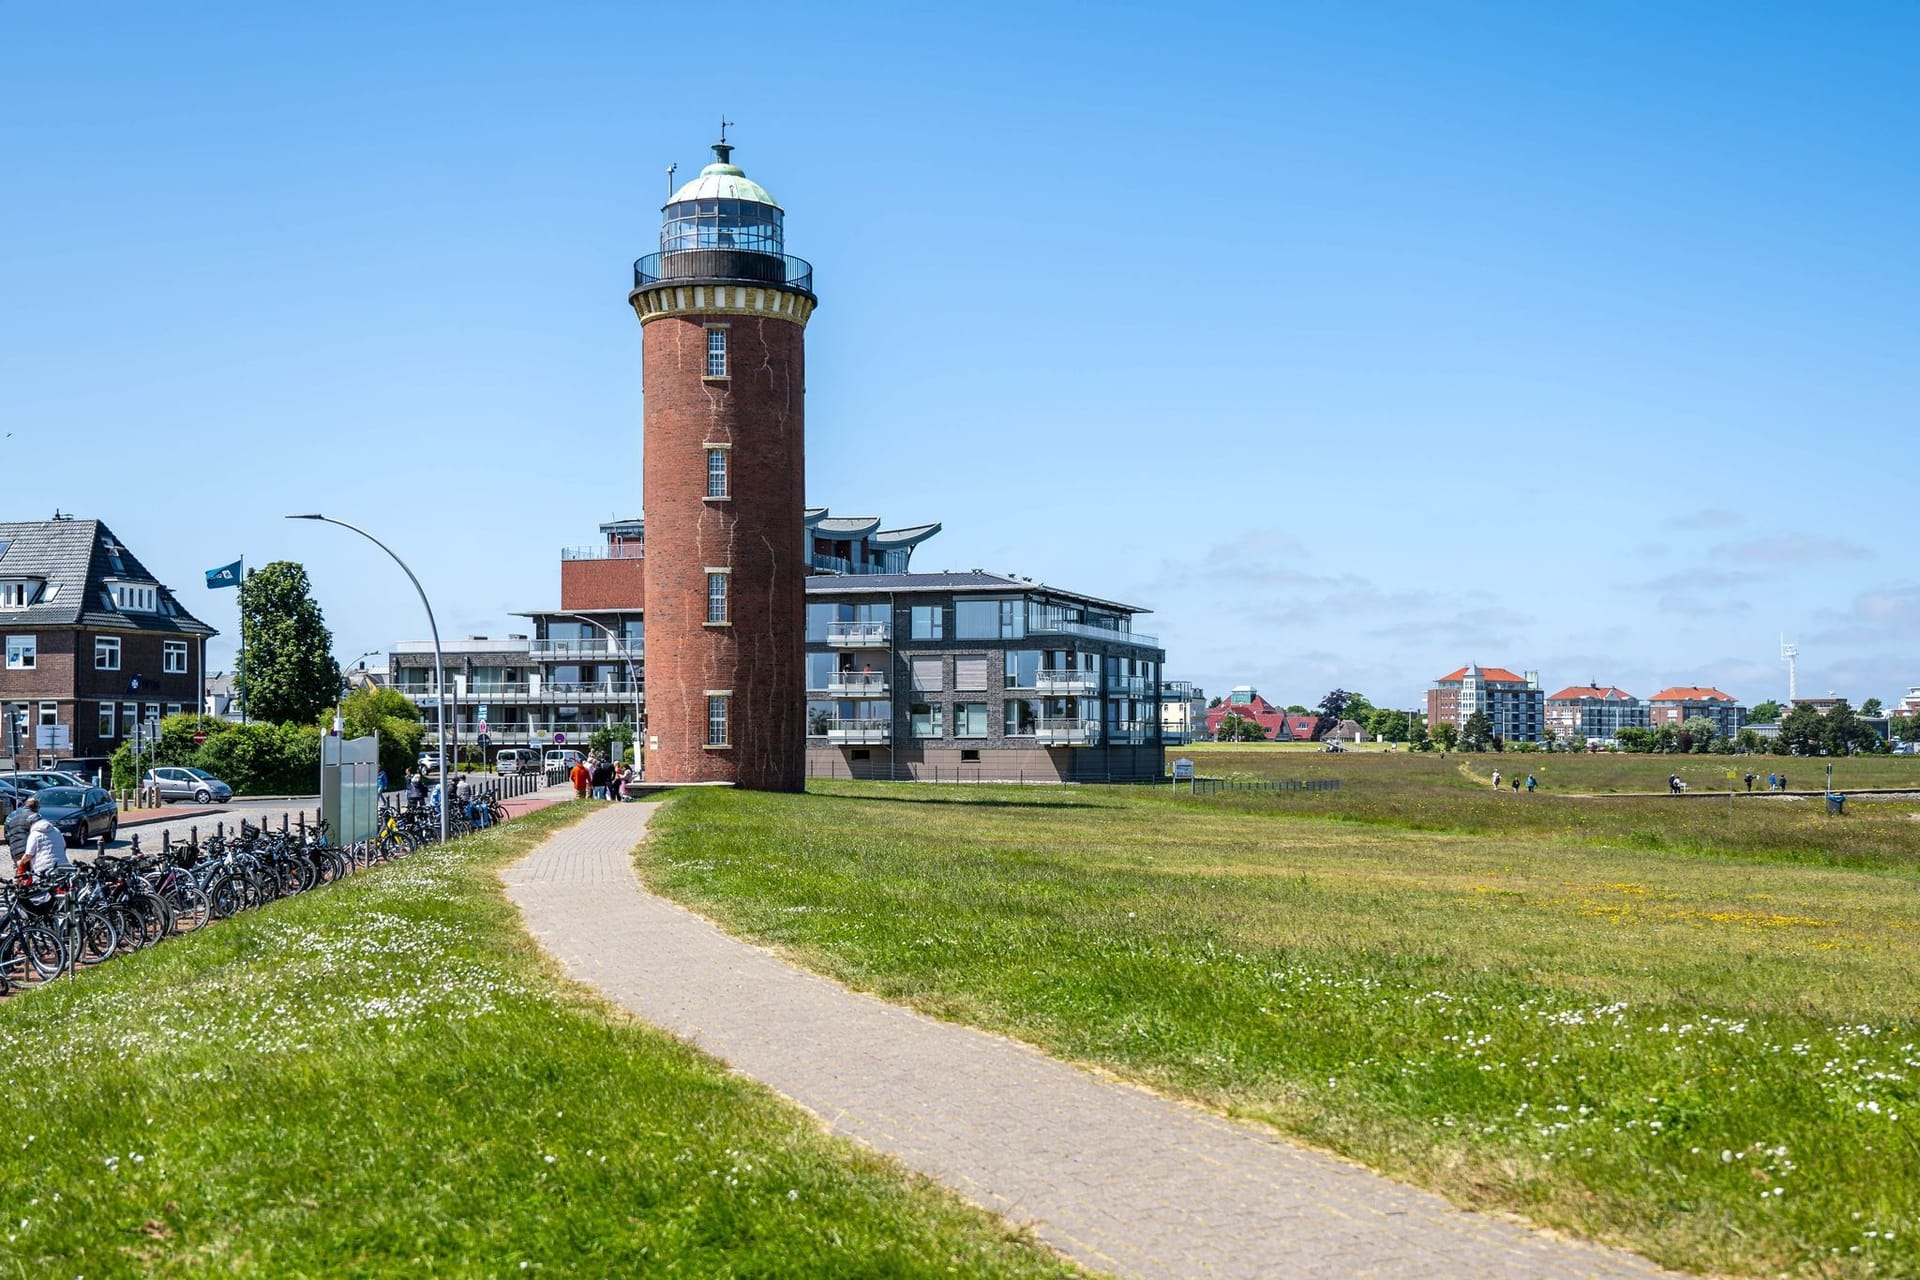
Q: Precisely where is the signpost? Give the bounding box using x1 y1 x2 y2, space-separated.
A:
553 732 566 745
1172 757 1195 793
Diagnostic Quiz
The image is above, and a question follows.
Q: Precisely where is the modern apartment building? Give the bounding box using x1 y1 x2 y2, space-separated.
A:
1427 664 1544 743
0 517 214 764
1647 687 1746 739
804 572 1165 782
1543 684 1648 742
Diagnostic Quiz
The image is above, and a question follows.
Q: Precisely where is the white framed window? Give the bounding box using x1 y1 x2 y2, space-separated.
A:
165 703 182 717
98 703 115 739
163 640 188 674
706 693 730 746
0 581 35 607
706 571 729 624
706 447 730 498
122 703 138 735
954 657 989 691
38 702 56 727
111 583 156 612
910 702 943 738
6 635 34 670
95 635 121 670
705 327 728 378
144 703 159 727
910 658 943 693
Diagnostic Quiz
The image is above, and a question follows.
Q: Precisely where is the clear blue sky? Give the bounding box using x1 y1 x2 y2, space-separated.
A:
4 2 1915 710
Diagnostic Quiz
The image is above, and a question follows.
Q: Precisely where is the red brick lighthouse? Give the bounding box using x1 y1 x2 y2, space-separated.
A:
629 134 816 791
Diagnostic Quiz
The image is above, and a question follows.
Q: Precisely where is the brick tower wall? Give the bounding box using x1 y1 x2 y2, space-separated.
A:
640 309 807 790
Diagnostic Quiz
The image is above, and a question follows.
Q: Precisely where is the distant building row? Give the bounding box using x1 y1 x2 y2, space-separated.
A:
1427 665 1746 743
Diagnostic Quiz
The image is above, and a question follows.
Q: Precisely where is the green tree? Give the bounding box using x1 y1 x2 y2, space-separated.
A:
1285 704 1309 714
1682 715 1719 753
1614 725 1650 752
1894 715 1920 743
1432 721 1459 752
1819 700 1879 755
1207 696 1223 709
1542 726 1559 753
1748 700 1783 724
332 686 425 782
589 723 638 763
1458 711 1493 752
1735 727 1765 753
1861 697 1884 716
1409 720 1432 751
1216 712 1269 742
239 562 339 725
1775 702 1823 755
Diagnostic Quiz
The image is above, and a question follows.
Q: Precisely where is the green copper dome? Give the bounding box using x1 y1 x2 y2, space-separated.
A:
665 143 781 209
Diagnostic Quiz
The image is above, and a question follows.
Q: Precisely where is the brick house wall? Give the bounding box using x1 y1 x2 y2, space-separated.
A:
560 559 646 613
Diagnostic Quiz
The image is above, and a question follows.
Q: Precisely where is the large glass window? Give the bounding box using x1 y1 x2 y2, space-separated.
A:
910 605 944 640
954 657 989 691
954 599 997 639
999 599 1026 638
95 636 120 670
6 635 34 669
661 197 786 255
910 658 943 692
706 572 729 624
163 640 188 674
706 695 729 746
806 602 835 643
806 653 838 692
706 328 728 378
1004 650 1040 688
706 448 729 497
953 702 989 737
98 703 114 739
910 702 943 739
1004 699 1038 736
122 703 138 735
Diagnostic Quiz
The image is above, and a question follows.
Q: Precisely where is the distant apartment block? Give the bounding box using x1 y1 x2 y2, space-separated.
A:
1895 686 1920 719
1159 680 1205 745
1427 664 1544 743
1544 684 1648 742
1647 687 1746 738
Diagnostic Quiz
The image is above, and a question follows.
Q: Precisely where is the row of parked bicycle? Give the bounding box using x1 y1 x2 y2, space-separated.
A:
0 789 513 993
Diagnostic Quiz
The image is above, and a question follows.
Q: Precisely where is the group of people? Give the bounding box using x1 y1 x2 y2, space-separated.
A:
6 795 71 884
1489 769 1539 793
403 769 465 811
569 754 633 802
1743 772 1791 792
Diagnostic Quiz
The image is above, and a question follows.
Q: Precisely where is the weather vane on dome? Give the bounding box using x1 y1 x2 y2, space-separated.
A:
719 117 734 143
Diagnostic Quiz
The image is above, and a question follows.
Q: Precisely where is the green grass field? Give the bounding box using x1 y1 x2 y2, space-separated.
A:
0 805 1079 1278
641 776 1920 1278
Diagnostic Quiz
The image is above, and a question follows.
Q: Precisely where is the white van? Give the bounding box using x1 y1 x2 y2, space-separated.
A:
495 748 538 776
543 748 585 774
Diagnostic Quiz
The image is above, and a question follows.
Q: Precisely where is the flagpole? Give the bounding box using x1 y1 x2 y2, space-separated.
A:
238 558 247 725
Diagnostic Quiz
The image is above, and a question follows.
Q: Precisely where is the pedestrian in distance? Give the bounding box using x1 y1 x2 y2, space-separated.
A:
1744 773 1755 793
591 755 615 801
377 768 388 795
25 799 70 878
1491 769 1501 790
1767 771 1777 791
1511 776 1521 793
1780 772 1789 792
569 757 591 801
1525 774 1537 793
406 769 427 811
1668 774 1683 795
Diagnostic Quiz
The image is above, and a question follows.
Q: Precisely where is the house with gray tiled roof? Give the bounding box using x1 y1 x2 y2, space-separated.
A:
0 515 214 765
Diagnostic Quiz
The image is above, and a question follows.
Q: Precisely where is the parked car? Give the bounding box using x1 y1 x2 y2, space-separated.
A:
417 752 445 777
142 766 234 804
35 786 118 843
494 748 538 776
542 748 584 775
12 770 87 790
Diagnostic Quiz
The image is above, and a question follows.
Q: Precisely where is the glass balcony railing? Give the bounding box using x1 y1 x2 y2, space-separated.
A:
1034 670 1101 695
1034 718 1101 746
818 671 889 696
825 621 890 647
1031 619 1160 649
634 250 814 294
817 718 891 744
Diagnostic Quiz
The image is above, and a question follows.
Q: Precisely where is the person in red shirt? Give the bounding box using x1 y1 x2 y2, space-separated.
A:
569 758 590 801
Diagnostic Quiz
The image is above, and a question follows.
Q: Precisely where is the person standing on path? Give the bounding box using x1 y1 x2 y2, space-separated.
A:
1744 773 1755 792
1525 774 1536 793
1491 769 1501 790
569 757 591 801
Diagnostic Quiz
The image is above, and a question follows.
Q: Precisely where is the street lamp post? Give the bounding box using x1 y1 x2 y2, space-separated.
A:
287 514 448 848
556 612 644 767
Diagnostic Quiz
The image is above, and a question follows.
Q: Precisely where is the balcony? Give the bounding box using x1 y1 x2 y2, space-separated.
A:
1107 675 1151 697
1031 619 1160 649
825 620 890 647
817 670 889 696
528 638 639 659
1034 718 1101 746
1034 669 1101 695
634 249 815 295
818 718 891 744
561 543 643 561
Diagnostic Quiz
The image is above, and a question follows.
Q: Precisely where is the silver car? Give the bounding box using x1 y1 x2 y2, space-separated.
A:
142 766 233 803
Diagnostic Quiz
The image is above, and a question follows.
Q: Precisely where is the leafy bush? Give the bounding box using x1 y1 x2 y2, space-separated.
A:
108 715 320 796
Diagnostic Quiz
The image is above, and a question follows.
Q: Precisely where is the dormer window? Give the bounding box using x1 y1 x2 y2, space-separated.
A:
111 582 157 612
0 580 41 608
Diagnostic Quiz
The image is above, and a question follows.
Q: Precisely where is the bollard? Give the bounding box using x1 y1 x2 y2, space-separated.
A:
298 813 306 838
162 830 171 856
130 834 141 855
217 822 225 840
282 812 289 834
190 825 198 848
97 834 108 855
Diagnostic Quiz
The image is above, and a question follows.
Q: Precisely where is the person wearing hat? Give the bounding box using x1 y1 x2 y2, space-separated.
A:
23 797 69 878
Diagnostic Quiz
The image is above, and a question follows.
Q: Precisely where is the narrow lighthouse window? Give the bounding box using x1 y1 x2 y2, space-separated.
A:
706 571 730 624
706 448 729 498
706 328 728 378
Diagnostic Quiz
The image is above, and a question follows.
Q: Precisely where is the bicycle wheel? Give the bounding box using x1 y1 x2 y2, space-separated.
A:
0 921 65 985
166 883 211 933
206 874 244 920
74 909 116 965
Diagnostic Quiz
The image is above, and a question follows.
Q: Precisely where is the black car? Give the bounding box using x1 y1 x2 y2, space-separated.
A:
34 786 118 843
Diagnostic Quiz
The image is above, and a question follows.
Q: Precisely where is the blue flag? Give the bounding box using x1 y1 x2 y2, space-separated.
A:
205 559 242 589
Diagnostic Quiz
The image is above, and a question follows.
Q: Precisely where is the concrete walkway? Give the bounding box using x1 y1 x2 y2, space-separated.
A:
503 803 1667 1280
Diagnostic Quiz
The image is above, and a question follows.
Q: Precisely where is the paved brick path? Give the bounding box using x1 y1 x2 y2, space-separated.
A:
503 802 1668 1280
